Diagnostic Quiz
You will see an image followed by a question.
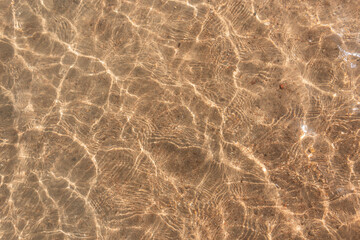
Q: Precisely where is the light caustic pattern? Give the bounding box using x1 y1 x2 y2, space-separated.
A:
0 0 359 239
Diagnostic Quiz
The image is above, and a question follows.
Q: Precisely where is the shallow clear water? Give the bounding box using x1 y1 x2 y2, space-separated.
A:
0 0 359 239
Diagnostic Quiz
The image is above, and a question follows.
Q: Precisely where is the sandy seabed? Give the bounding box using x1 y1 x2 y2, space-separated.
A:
0 0 360 239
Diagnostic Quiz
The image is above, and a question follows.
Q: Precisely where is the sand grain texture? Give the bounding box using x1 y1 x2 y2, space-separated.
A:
0 0 360 239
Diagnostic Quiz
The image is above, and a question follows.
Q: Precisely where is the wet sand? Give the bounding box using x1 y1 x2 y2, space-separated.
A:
0 0 360 239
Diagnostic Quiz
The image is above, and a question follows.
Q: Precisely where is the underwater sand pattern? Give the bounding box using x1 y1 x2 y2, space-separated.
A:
0 0 360 239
